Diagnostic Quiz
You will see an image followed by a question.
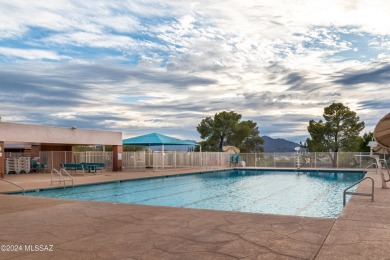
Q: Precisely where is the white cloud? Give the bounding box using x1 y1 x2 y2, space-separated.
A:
0 0 389 142
0 47 65 60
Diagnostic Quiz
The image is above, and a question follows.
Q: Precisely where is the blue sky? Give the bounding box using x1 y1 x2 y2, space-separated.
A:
0 0 389 143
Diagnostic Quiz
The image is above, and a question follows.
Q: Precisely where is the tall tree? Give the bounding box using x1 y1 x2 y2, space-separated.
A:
228 120 264 152
197 111 263 152
306 103 365 165
358 131 373 152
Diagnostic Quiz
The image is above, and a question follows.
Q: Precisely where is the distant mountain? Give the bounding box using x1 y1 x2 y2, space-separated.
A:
261 136 300 152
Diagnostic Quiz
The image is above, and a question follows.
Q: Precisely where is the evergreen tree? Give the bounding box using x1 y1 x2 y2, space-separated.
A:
197 111 263 152
306 103 365 166
358 132 373 152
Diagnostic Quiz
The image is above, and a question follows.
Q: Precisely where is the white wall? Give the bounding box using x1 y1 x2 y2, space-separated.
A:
0 122 122 145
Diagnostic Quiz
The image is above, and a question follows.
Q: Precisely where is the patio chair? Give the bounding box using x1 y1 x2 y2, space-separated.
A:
31 157 47 173
230 154 240 167
31 159 40 173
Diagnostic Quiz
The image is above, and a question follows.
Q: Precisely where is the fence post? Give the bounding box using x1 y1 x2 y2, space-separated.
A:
174 151 177 168
273 153 276 168
162 151 165 170
134 152 136 169
293 153 296 168
200 151 202 168
204 152 206 168
336 152 339 168
255 153 257 167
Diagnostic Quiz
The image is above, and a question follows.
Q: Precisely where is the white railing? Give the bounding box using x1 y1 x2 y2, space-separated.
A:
240 152 379 169
39 151 75 171
149 151 231 170
26 151 385 172
39 151 112 171
122 151 146 170
74 151 113 169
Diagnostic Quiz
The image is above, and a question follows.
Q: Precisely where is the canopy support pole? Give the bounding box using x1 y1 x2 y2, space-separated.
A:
162 144 165 170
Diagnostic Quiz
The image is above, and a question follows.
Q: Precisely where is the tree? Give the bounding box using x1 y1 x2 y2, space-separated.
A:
306 103 365 166
228 120 264 153
123 145 146 152
73 145 113 152
197 111 264 152
358 132 373 152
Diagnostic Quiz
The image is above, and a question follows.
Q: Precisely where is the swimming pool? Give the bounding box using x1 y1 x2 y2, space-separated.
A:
26 169 365 218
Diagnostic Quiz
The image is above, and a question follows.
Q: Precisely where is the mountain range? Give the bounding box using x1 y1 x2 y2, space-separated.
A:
261 136 300 152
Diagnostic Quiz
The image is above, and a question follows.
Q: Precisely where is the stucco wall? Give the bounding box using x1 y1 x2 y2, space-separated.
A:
0 122 122 145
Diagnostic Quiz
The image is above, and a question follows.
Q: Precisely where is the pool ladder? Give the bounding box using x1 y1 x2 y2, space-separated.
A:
365 157 390 189
51 168 74 188
0 178 25 195
379 159 390 179
343 177 374 207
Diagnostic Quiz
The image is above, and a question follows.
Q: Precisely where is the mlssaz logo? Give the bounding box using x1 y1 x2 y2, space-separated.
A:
24 245 54 252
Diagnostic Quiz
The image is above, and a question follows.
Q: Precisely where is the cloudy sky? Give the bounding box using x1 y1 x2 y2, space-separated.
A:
0 0 389 143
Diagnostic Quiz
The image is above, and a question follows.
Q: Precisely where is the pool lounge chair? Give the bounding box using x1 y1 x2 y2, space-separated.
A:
230 154 240 167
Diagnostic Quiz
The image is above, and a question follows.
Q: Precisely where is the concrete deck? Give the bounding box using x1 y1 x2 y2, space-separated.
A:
0 168 387 259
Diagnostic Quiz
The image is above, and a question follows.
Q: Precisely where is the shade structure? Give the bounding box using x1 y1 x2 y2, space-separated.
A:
373 145 390 154
123 133 195 146
222 145 240 154
374 112 390 153
123 133 197 170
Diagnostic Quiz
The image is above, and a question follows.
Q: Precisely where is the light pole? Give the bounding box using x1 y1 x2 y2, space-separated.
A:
367 140 377 155
295 147 301 169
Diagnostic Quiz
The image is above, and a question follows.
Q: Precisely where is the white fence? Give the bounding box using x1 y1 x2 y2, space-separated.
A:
150 151 231 170
74 151 113 169
4 151 386 172
31 151 233 171
239 152 378 169
128 151 383 170
122 151 146 170
37 151 113 171
38 151 74 171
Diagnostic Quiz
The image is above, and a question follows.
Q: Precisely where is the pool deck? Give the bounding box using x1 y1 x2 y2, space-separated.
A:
0 167 388 259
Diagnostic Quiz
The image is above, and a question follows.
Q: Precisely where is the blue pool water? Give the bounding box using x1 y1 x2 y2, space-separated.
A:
26 169 365 218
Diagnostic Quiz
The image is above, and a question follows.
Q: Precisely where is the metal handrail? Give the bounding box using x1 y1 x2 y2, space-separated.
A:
51 168 74 188
60 168 74 187
343 177 374 207
379 159 390 177
51 168 66 188
0 178 25 195
370 159 390 183
365 163 377 171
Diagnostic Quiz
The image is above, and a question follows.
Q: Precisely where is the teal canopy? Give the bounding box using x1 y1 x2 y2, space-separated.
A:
123 133 196 146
